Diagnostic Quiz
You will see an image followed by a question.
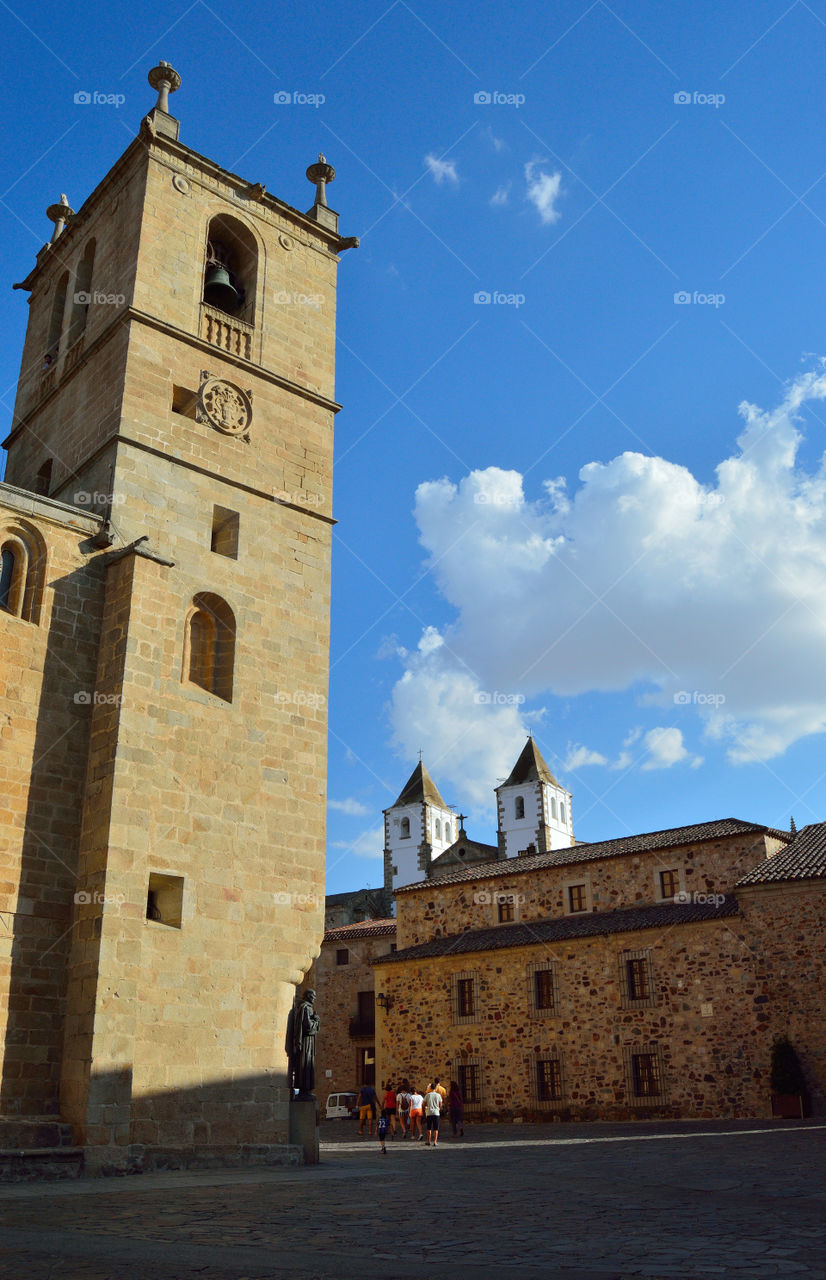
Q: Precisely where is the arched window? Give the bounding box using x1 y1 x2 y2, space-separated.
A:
0 524 46 624
203 215 258 323
514 795 525 820
46 271 69 363
434 819 441 840
444 822 451 842
183 592 235 702
68 239 96 346
560 803 566 826
400 817 410 839
0 548 16 612
551 797 558 820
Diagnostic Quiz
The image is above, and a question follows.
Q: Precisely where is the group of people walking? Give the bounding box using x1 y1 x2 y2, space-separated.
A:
356 1079 465 1152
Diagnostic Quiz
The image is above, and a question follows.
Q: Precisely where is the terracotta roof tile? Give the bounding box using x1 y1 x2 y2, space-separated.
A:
374 897 740 964
396 818 790 893
738 822 826 886
323 918 396 942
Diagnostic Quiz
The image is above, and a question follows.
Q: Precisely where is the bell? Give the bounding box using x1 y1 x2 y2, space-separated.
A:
203 263 239 312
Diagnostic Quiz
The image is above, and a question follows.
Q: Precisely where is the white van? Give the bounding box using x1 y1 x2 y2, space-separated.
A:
325 1091 358 1120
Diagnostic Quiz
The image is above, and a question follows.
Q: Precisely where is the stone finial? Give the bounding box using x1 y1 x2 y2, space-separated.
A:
148 61 181 114
46 194 74 244
306 155 336 207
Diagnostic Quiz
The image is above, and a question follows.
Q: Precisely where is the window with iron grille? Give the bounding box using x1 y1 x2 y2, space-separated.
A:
452 972 479 1024
623 1043 666 1103
568 883 587 913
336 948 349 966
659 868 680 900
456 1061 481 1106
618 948 656 1008
527 961 559 1016
537 1057 563 1101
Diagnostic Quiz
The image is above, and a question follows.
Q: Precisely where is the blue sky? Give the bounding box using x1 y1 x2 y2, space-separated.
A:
2 1 826 894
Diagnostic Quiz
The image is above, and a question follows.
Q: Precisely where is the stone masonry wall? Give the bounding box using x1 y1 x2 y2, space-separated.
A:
395 832 784 949
0 493 104 1115
307 927 396 1112
376 915 773 1121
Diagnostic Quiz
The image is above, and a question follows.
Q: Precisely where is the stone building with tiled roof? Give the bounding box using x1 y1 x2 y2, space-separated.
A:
312 743 826 1122
305 918 397 1109
370 808 826 1121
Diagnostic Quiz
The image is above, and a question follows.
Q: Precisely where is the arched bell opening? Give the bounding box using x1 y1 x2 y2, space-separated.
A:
203 215 258 324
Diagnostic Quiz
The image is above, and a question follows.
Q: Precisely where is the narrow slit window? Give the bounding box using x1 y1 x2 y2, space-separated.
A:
0 548 16 612
211 506 239 559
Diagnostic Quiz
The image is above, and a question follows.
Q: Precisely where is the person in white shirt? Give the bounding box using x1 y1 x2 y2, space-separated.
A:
408 1088 424 1141
423 1086 443 1146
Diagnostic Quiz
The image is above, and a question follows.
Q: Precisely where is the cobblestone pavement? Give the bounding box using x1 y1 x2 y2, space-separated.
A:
0 1119 824 1279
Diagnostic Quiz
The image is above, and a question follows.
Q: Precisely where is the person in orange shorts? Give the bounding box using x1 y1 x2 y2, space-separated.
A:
408 1086 424 1140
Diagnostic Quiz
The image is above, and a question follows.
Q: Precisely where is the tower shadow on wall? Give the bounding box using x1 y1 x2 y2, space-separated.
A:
0 552 105 1117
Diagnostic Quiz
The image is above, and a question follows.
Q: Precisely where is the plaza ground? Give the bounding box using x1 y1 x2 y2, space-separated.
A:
0 1119 824 1278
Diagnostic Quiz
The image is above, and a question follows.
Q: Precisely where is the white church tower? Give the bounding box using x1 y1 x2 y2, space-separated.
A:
383 761 457 892
496 738 573 858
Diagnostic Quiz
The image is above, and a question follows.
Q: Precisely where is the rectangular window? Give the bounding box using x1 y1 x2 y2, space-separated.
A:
660 868 679 900
537 1058 563 1102
146 872 185 929
458 978 475 1017
568 883 587 913
452 971 479 1024
631 1051 661 1098
619 949 656 1009
535 968 555 1010
211 506 240 559
498 894 515 923
336 948 349 966
457 1062 480 1105
527 961 559 1017
172 385 198 419
627 958 650 1001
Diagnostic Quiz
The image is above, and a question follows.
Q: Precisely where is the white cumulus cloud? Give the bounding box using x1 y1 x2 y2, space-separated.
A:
563 744 609 770
640 727 702 771
425 154 459 185
525 161 563 224
389 367 826 808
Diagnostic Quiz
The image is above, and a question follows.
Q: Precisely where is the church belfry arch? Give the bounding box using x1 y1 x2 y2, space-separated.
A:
202 213 260 328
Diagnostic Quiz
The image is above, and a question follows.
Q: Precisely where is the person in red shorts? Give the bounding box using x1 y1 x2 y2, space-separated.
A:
382 1081 398 1138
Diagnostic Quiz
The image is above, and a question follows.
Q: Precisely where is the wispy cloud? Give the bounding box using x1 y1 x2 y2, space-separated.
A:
490 182 511 207
482 126 507 152
329 797 370 816
425 154 459 185
525 161 563 224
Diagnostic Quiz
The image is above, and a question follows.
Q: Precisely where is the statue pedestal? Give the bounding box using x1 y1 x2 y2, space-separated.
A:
289 1095 319 1165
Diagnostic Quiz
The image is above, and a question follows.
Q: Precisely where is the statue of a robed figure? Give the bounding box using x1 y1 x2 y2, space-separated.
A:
291 988 320 1099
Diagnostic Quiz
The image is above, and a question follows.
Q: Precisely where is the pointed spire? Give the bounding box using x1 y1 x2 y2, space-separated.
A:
499 737 559 788
790 815 797 837
391 761 447 808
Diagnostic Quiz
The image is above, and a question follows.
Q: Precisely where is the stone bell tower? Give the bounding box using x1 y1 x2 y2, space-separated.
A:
0 63 357 1170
